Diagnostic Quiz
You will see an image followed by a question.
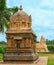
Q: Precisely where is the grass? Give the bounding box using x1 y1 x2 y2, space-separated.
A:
0 53 3 61
39 53 54 65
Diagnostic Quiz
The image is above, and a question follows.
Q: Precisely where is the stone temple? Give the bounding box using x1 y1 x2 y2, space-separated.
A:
4 6 38 62
36 36 48 52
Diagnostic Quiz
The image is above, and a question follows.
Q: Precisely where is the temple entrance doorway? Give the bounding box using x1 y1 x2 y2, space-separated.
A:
16 40 21 48
17 42 20 48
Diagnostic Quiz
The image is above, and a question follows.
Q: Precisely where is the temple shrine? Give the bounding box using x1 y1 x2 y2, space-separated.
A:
4 6 38 62
36 36 48 52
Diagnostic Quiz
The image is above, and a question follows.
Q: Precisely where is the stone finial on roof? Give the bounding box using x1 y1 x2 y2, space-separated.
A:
20 5 23 10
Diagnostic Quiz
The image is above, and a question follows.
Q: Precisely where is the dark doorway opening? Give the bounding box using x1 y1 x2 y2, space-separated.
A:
17 42 20 48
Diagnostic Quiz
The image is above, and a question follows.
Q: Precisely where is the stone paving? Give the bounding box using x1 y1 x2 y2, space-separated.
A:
36 57 48 65
0 57 48 65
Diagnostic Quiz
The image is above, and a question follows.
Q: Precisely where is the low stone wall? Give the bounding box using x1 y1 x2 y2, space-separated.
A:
38 52 54 54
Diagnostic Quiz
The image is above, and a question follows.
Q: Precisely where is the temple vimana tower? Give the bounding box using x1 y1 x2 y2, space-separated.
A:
36 36 48 52
4 6 38 62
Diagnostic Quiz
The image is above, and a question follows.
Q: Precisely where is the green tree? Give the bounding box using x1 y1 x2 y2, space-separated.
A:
0 46 6 54
0 0 19 32
46 39 54 45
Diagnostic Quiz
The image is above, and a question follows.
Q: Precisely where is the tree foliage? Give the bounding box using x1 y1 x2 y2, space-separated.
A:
46 39 54 45
0 41 6 45
48 46 54 52
0 0 19 32
0 0 6 11
0 46 6 54
46 39 54 52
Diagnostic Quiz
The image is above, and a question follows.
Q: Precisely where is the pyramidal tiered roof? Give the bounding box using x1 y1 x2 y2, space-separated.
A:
10 5 30 22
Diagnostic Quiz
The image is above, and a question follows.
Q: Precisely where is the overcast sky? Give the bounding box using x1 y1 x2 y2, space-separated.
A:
0 0 54 41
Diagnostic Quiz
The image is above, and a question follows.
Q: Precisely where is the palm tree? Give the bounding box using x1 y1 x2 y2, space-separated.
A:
0 0 19 32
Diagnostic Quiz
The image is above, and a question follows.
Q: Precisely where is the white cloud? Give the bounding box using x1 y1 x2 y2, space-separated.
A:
28 8 54 29
39 0 54 10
